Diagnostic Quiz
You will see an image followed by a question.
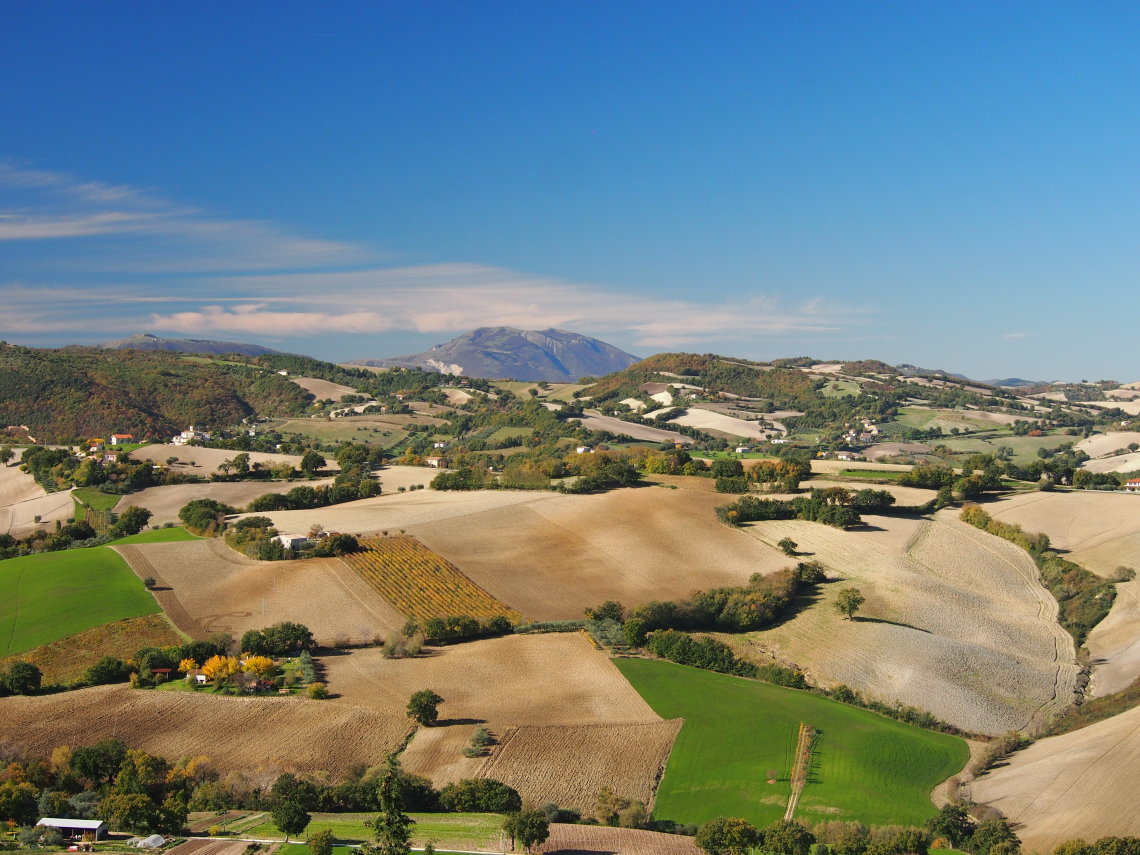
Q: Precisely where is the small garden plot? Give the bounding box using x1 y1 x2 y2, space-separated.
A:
342 535 521 622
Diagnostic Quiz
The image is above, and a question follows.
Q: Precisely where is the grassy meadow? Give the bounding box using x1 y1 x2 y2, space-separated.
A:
0 547 159 657
616 659 968 829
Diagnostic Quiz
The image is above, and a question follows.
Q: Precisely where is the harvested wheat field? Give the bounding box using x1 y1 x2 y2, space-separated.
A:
541 823 699 855
114 539 404 644
481 721 683 813
0 488 75 536
0 683 411 774
986 491 1140 694
1075 431 1140 458
863 442 933 461
794 479 938 506
568 412 693 444
408 487 791 621
1082 450 1140 474
0 614 182 686
727 511 1080 734
113 478 335 524
970 702 1140 851
134 443 338 474
809 460 914 474
342 536 521 622
669 409 772 440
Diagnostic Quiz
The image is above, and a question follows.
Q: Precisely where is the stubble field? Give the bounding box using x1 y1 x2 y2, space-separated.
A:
113 478 334 524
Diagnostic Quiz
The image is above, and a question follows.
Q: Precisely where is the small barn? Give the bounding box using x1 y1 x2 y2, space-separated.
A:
36 819 108 840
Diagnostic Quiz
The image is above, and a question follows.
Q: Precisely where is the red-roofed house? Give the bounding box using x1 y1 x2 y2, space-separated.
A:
110 434 135 445
1127 478 1140 493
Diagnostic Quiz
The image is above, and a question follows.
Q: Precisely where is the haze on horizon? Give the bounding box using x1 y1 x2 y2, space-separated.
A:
1 2 1137 381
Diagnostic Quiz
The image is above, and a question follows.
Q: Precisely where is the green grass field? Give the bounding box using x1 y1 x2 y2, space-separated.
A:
839 469 905 480
486 426 534 443
245 813 502 848
820 380 861 398
278 846 469 855
616 659 968 829
0 547 160 657
112 527 199 545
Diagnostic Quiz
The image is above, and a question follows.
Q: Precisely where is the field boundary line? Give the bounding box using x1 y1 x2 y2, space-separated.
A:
112 545 208 639
784 721 815 821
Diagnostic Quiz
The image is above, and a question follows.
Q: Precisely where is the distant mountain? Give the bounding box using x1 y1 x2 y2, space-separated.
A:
98 333 283 357
346 327 640 382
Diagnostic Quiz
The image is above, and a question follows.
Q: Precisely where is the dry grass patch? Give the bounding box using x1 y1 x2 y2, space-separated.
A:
0 450 44 506
342 535 521 622
479 721 683 814
113 479 335 524
0 614 182 686
114 539 404 644
971 702 1140 851
291 377 363 400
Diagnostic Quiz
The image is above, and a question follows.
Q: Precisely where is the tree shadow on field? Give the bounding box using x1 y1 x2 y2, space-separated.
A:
807 728 825 785
854 616 931 633
434 717 487 727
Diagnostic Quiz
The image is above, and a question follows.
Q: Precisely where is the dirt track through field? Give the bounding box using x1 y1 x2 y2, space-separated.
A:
115 539 404 645
971 703 1140 851
0 684 412 775
727 512 1079 734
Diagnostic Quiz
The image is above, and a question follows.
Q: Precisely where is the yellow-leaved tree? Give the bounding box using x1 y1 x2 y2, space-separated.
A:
202 655 240 684
242 655 277 679
178 658 198 673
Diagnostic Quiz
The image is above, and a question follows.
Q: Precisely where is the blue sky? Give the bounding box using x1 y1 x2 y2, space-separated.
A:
1 2 1137 380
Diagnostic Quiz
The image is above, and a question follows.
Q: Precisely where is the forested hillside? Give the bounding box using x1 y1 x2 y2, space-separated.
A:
0 344 314 443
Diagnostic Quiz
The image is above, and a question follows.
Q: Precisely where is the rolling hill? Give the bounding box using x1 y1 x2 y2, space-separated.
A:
346 326 640 382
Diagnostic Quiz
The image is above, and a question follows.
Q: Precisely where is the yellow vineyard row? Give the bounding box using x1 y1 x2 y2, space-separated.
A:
342 536 521 622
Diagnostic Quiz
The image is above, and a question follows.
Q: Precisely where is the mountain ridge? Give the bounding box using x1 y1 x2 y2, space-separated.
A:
97 333 285 357
346 326 640 382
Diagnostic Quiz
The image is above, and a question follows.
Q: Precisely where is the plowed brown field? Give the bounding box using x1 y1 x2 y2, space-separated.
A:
725 511 1079 734
0 684 411 774
114 539 404 644
541 821 700 855
480 721 683 813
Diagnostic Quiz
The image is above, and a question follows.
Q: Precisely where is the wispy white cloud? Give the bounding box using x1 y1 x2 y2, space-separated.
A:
0 160 358 268
0 162 873 349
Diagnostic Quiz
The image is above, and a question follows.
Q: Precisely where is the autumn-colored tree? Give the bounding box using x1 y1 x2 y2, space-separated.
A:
202 655 240 684
242 655 276 679
178 658 198 674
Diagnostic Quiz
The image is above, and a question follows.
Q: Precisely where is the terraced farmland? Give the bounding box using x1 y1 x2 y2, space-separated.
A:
342 535 521 622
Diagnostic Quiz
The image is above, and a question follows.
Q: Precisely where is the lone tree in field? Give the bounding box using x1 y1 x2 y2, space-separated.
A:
407 689 444 726
271 800 310 843
834 588 865 620
503 810 550 853
778 538 798 556
374 753 413 855
0 447 12 467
